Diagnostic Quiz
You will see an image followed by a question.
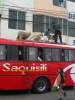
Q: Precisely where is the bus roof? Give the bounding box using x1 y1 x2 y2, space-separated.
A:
0 38 23 45
0 38 75 49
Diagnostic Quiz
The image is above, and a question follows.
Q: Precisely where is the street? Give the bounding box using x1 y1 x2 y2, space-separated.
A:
0 89 75 100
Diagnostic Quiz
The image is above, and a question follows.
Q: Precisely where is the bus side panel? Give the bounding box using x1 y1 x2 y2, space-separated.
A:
0 76 31 90
26 62 75 89
0 61 75 90
0 61 31 90
57 62 75 86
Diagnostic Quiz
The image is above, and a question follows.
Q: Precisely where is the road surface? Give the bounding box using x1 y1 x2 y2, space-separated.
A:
0 89 75 100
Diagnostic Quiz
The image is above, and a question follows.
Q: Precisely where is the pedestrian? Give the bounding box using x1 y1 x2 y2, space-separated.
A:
57 68 67 100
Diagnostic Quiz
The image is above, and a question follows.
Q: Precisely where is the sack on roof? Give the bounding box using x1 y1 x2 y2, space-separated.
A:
16 31 49 42
16 31 31 40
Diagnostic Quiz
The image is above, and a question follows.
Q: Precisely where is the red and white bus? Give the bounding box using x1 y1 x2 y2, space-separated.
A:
0 38 75 93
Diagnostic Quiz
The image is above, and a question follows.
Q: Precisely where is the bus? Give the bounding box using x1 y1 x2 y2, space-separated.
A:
0 38 75 93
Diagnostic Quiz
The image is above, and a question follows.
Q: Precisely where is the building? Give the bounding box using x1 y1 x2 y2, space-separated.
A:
0 0 75 45
66 0 75 45
0 0 33 40
33 0 68 43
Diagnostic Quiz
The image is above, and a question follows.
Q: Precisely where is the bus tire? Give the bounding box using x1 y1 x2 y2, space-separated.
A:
32 77 50 93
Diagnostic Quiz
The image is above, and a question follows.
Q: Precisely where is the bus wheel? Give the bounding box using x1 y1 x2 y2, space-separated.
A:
32 77 50 93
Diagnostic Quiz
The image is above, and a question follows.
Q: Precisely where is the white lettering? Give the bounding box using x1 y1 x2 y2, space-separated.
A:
2 63 47 74
11 66 18 72
3 63 10 71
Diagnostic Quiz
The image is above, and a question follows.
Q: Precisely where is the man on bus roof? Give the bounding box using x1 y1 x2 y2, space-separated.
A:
52 23 62 44
44 28 55 41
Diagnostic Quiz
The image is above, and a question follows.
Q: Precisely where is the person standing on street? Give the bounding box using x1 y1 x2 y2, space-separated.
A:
57 68 67 100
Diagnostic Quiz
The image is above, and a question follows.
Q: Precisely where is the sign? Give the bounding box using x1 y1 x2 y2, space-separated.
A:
1 63 47 74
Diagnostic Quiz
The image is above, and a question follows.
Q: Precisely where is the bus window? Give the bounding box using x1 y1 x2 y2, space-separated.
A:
44 48 52 61
18 46 25 60
0 45 6 60
7 45 18 60
69 50 75 61
27 47 38 61
38 48 44 61
60 49 69 61
23 46 28 60
64 50 69 61
52 48 60 61
60 49 65 61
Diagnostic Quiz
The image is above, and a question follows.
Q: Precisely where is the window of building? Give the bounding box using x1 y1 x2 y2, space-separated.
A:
68 21 75 37
33 15 68 37
18 11 25 30
50 17 57 31
67 0 75 2
33 15 63 33
53 0 60 6
50 17 62 32
8 9 17 29
45 16 50 32
63 19 67 35
69 12 75 20
53 0 66 7
8 9 25 30
33 15 44 32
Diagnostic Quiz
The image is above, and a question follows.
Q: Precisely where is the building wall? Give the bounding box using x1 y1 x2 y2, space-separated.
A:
33 0 68 19
63 35 75 45
67 1 75 22
33 0 75 45
33 0 69 44
66 1 75 45
0 0 75 45
0 0 33 40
